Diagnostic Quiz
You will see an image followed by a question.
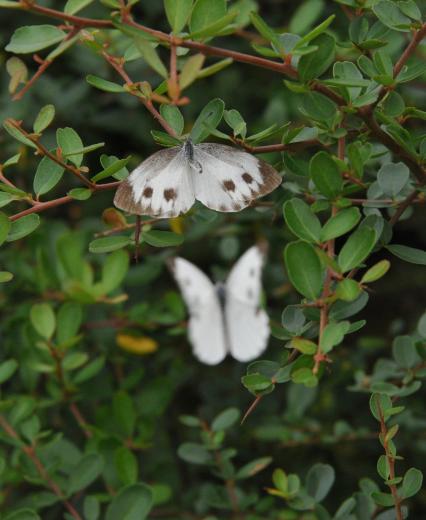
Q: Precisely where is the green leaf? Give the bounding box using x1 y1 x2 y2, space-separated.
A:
294 15 335 49
115 446 138 486
291 367 318 387
291 337 317 354
33 156 65 197
7 214 40 241
100 154 130 180
236 457 272 480
373 1 412 32
5 25 66 54
98 249 129 293
6 56 28 94
0 211 11 247
300 92 337 123
134 38 168 78
298 34 335 82
164 0 193 33
320 207 361 241
62 352 89 371
3 152 21 168
377 162 410 197
3 120 37 149
335 279 361 302
392 335 420 369
283 198 322 243
371 491 395 506
190 0 226 34
142 230 184 248
188 12 237 40
64 0 94 15
57 302 83 344
284 241 323 300
105 484 153 520
369 393 392 421
338 227 376 273
179 54 205 90
91 157 131 182
401 467 423 498
113 391 136 437
310 152 343 199
190 98 225 143
242 372 274 393
160 105 184 136
30 303 55 340
249 12 281 50
361 259 390 283
57 127 84 168
89 236 132 254
73 357 105 384
3 510 41 520
68 454 104 494
0 359 18 384
306 463 335 502
320 321 350 353
224 109 246 138
177 443 211 464
211 407 240 431
0 271 14 283
83 497 100 520
33 104 55 134
68 187 92 200
386 244 426 265
289 0 325 33
86 74 126 93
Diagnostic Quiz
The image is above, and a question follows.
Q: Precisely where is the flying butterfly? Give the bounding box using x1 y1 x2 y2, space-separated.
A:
168 245 270 365
114 139 281 218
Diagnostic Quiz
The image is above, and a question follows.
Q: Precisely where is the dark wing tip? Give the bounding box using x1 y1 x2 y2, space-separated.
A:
165 257 176 273
256 239 269 256
257 159 282 196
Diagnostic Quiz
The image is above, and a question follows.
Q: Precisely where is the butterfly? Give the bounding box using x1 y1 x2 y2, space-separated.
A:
168 245 270 365
114 140 281 218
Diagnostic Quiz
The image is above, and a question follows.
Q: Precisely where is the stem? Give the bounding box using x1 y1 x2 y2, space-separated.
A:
5 119 93 187
200 421 241 518
9 181 120 221
13 58 52 101
101 51 178 137
377 399 403 520
0 414 83 520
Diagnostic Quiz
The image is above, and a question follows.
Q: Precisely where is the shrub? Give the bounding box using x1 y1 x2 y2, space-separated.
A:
0 1 425 519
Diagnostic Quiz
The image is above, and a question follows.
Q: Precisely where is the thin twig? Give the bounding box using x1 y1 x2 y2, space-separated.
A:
0 414 83 520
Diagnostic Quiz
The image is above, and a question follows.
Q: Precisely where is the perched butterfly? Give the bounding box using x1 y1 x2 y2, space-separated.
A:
114 140 281 218
168 245 270 365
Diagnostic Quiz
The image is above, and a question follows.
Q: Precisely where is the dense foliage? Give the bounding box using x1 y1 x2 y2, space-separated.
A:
0 0 425 519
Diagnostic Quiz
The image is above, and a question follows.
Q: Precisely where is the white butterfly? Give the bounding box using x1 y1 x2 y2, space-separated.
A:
169 245 270 365
114 140 281 218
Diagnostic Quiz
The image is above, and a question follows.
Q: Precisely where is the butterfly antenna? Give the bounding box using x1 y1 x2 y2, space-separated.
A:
134 215 142 262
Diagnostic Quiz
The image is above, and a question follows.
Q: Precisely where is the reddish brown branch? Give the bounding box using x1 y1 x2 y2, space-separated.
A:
0 414 82 520
13 58 52 101
393 24 426 79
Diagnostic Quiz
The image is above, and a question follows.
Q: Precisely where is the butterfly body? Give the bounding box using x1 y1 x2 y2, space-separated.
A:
114 141 281 218
169 245 270 365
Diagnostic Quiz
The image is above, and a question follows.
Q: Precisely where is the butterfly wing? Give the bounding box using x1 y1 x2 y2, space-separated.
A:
169 257 227 365
225 245 270 362
114 146 195 218
192 143 281 212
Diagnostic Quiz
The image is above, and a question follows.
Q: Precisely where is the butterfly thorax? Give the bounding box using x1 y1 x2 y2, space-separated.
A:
215 282 227 309
184 138 203 174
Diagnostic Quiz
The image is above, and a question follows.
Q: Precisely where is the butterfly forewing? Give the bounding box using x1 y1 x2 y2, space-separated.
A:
225 245 270 362
114 141 281 218
193 144 282 212
169 257 227 365
114 146 195 218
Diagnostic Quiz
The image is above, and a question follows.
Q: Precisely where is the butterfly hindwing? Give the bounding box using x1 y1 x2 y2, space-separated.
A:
225 245 270 362
192 143 282 212
114 147 195 218
169 257 227 365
